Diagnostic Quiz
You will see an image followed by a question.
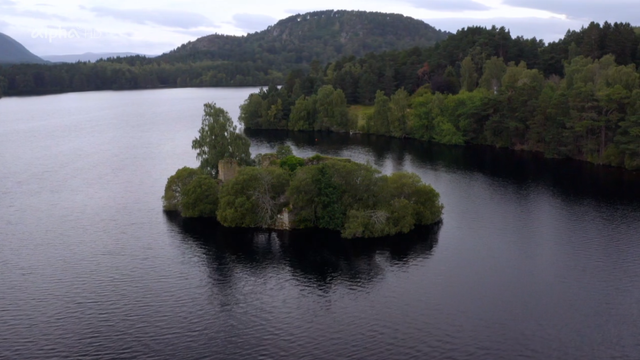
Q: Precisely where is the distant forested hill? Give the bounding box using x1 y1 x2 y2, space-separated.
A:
0 33 46 64
0 10 448 96
161 10 449 66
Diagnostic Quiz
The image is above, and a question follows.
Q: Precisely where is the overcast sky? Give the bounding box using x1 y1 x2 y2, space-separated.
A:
0 0 634 56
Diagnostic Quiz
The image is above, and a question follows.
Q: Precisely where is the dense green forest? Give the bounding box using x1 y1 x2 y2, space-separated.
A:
238 22 640 170
164 10 447 64
0 59 282 97
0 10 447 97
164 102 444 238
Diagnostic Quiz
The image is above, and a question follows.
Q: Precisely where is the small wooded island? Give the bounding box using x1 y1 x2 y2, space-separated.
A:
163 102 444 238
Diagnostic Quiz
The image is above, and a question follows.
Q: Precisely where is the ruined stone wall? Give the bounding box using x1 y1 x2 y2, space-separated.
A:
260 154 279 168
218 159 239 183
275 208 292 230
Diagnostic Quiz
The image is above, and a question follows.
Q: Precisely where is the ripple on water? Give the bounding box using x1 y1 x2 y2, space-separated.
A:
2 89 640 360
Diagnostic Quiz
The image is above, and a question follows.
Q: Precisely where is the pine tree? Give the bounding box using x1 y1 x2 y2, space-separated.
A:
460 56 478 92
479 57 507 93
372 90 391 134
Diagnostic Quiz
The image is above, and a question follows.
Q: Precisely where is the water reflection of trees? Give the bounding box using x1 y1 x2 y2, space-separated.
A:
164 212 440 289
245 129 640 202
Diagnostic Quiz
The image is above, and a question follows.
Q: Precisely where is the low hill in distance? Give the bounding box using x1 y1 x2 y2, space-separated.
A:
161 10 449 66
42 52 156 63
0 33 47 64
0 10 450 95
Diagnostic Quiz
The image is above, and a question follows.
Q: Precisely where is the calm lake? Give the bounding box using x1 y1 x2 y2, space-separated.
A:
2 88 640 359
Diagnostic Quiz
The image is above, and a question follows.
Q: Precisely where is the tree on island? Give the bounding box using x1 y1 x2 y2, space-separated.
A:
162 167 204 212
217 166 290 228
191 102 252 177
275 144 294 159
164 103 251 216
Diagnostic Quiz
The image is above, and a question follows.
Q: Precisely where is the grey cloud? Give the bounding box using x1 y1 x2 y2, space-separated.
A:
0 0 68 21
426 17 587 43
172 28 218 37
232 13 276 33
26 10 68 21
407 0 490 11
284 8 325 15
285 9 309 14
503 0 640 23
1 6 68 21
84 6 215 29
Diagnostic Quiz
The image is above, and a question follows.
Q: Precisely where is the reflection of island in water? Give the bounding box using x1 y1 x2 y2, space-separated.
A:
164 212 441 286
246 129 640 202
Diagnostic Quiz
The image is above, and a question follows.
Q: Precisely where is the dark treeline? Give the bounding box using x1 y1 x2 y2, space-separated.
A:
0 57 283 97
238 22 640 170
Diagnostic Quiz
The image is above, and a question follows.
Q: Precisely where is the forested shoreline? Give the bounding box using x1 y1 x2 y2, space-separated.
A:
2 20 639 170
0 58 283 97
238 22 640 170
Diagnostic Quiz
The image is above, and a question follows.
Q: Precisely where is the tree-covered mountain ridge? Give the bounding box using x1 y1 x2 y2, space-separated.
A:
161 10 449 65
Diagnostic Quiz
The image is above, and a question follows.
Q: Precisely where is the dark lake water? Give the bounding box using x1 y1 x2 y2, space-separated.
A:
2 88 640 359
